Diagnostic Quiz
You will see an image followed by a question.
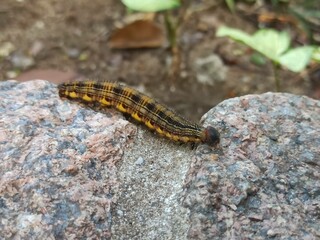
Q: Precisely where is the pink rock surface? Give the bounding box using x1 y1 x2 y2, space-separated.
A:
1 80 319 239
0 80 136 239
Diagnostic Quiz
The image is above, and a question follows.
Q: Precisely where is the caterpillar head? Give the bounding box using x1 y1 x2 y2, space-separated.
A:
201 126 220 146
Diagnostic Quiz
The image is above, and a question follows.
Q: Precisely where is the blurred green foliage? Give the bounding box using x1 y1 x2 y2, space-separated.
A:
121 0 180 12
217 26 317 90
217 26 315 72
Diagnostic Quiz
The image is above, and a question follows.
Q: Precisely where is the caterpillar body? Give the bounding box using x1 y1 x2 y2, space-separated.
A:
58 81 220 146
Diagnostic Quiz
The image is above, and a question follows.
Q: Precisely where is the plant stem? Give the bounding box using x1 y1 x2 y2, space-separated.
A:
164 11 176 49
164 0 192 79
272 61 281 92
164 11 180 79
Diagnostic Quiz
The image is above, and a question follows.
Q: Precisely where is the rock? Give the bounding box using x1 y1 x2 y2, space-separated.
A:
10 52 34 69
0 80 191 239
0 80 133 239
193 54 227 85
29 41 44 57
0 42 15 58
0 80 319 239
65 48 81 59
183 93 320 239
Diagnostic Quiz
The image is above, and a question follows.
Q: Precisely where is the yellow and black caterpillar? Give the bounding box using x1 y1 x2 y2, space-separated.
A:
58 81 220 146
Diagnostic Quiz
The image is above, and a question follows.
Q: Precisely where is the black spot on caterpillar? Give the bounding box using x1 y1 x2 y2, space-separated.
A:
58 80 220 146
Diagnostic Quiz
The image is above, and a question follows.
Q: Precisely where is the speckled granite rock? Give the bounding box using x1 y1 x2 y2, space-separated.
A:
0 80 135 239
1 80 319 240
0 80 191 240
184 93 320 239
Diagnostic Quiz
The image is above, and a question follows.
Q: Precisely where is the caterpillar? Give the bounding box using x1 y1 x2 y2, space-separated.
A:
58 81 220 146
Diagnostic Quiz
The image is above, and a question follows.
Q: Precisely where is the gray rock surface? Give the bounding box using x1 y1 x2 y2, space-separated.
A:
0 80 319 240
184 93 320 239
0 80 191 240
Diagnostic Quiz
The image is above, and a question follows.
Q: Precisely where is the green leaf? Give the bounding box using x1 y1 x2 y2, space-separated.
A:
216 27 290 62
279 46 314 72
251 29 290 62
216 26 252 46
216 26 314 72
225 0 235 13
312 47 320 62
250 52 267 66
121 0 180 12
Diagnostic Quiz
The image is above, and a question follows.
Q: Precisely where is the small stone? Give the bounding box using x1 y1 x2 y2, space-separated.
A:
194 54 227 85
34 20 45 29
66 48 80 58
135 157 144 165
117 210 124 216
29 41 44 56
6 71 19 79
63 164 79 175
267 229 277 237
0 42 15 57
10 52 34 69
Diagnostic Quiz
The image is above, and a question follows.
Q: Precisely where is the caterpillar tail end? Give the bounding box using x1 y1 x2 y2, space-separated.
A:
201 126 220 146
58 83 76 99
57 83 67 98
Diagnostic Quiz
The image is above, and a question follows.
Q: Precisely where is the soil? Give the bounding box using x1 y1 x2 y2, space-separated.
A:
0 0 319 122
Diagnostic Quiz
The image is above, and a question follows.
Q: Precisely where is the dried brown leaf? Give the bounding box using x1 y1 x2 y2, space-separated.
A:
109 20 165 49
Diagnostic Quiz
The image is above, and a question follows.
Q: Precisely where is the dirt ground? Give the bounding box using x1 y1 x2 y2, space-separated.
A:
0 0 319 121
